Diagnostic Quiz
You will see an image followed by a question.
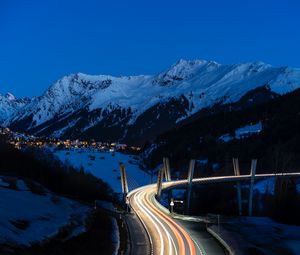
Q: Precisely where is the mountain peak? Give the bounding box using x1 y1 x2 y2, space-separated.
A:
173 58 217 66
4 58 300 141
5 92 16 101
156 59 220 86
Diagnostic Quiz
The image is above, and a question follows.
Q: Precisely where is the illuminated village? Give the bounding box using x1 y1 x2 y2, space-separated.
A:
0 127 141 153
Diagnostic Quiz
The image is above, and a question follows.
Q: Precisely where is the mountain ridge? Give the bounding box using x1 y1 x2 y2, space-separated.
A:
2 59 300 144
0 92 31 123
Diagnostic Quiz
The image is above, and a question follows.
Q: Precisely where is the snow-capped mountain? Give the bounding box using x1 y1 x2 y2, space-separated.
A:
5 59 300 144
0 93 30 123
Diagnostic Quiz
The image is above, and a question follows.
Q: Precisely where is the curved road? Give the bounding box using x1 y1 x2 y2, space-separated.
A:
129 184 199 255
128 173 300 255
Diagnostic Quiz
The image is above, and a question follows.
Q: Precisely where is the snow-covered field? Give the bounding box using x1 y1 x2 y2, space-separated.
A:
0 176 90 246
54 149 151 193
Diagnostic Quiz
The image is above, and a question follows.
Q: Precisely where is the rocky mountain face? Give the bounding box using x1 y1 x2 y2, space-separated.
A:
0 93 31 123
3 59 300 144
140 86 300 173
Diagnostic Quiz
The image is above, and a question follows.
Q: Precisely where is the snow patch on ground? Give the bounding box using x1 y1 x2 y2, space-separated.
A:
219 122 262 142
16 179 28 190
0 178 9 187
254 177 275 195
54 149 151 193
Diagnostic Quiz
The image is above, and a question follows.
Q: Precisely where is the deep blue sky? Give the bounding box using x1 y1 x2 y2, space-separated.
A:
0 0 299 97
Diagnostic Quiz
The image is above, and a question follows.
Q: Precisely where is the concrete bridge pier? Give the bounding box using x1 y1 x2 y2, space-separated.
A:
233 158 242 216
248 159 257 216
163 157 174 210
186 159 195 214
119 163 129 204
156 167 164 200
163 157 171 182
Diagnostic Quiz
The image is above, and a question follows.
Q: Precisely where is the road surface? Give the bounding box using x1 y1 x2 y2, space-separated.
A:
128 173 300 255
129 184 200 255
125 212 151 255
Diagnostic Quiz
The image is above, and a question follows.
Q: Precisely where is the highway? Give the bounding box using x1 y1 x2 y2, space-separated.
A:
128 172 300 255
129 184 199 255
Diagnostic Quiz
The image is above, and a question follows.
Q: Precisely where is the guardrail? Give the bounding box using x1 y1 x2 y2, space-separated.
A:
207 227 235 255
127 199 153 255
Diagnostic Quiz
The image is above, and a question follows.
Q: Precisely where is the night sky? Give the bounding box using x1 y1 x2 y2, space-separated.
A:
0 0 299 97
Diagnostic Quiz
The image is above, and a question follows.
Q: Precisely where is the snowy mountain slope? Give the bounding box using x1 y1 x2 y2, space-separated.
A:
0 93 30 123
5 59 300 143
0 176 89 246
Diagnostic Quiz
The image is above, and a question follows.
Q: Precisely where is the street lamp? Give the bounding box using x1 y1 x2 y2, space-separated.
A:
170 198 174 214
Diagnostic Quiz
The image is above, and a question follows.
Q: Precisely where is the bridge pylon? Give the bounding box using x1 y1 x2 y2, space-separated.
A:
233 158 258 216
156 167 164 199
233 158 242 216
163 157 174 210
186 159 195 214
248 159 257 216
163 157 171 182
119 163 129 203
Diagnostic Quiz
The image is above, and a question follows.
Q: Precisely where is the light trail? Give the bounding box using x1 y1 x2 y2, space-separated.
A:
129 184 198 255
128 172 300 255
138 189 174 255
132 189 164 255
